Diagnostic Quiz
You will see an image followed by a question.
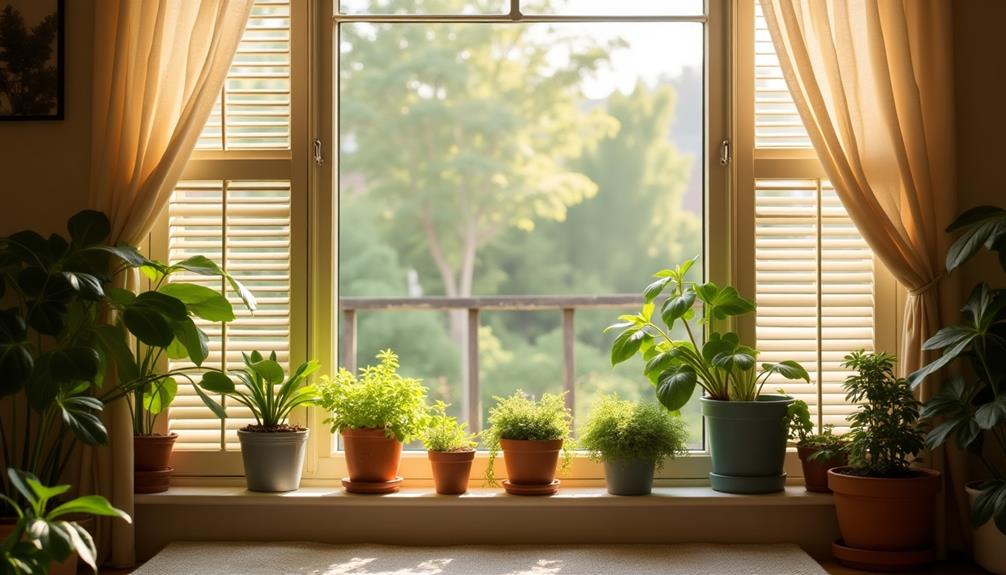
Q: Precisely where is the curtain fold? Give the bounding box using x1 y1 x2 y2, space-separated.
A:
83 0 254 566
758 0 967 549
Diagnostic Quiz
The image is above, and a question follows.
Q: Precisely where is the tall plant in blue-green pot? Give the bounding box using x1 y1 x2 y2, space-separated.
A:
608 257 810 493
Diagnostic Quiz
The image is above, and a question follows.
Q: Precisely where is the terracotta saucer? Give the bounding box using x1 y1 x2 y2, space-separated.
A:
502 479 560 496
134 467 173 494
832 540 937 572
341 476 403 494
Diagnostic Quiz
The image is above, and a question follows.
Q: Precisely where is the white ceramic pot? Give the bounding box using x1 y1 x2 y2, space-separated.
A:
967 482 1006 575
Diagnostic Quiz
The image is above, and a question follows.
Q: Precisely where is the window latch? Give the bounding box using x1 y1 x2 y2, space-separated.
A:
314 138 325 167
719 139 730 167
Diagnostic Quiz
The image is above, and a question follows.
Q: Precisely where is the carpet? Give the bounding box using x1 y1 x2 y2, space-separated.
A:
133 542 828 575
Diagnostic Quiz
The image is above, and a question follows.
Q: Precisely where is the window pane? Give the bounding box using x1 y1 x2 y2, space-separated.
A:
338 0 507 15
338 20 704 440
524 0 704 16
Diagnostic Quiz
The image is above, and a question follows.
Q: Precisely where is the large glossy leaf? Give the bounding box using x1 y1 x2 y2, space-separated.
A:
172 317 209 366
104 286 136 307
61 271 104 301
158 282 235 322
0 309 32 395
143 377 177 415
122 305 173 348
7 469 38 506
132 291 187 321
975 395 1006 430
26 519 72 565
172 255 257 312
85 244 148 267
695 282 755 320
761 360 811 382
656 365 697 411
251 359 284 385
712 351 755 372
93 324 139 384
610 328 650 366
971 479 1006 534
66 210 111 247
64 520 99 570
26 300 66 336
191 378 228 419
58 395 108 446
702 331 739 364
909 325 980 388
200 371 236 394
6 230 52 266
660 289 695 328
16 266 47 296
48 494 131 523
642 276 671 304
945 206 1006 272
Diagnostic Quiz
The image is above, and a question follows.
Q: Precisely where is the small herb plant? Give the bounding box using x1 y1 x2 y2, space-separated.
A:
580 396 688 467
200 351 320 430
784 398 849 462
483 391 574 486
843 351 924 477
317 349 429 442
609 257 810 411
0 468 131 574
421 401 478 452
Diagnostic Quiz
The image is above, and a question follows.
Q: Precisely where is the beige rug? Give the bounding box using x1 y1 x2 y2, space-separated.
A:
133 542 828 575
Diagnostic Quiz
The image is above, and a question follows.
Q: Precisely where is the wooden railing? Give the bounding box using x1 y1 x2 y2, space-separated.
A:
339 295 643 431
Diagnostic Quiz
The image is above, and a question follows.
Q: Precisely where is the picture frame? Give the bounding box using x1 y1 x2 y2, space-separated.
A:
0 0 64 121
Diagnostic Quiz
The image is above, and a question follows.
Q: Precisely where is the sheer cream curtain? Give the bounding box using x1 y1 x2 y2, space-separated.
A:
758 0 967 546
82 0 254 566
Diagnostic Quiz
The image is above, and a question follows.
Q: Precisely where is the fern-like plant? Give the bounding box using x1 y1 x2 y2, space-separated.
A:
580 395 688 467
483 391 573 486
421 401 478 452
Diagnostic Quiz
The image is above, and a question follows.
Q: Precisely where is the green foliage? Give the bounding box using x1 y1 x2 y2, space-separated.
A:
420 401 477 453
199 352 320 429
483 391 574 486
98 255 256 436
608 258 810 410
579 396 688 467
0 468 130 574
782 396 848 461
317 350 429 442
784 398 815 444
843 351 924 477
912 204 1006 534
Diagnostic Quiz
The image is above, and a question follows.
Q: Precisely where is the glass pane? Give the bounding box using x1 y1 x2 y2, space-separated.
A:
338 0 508 15
338 20 704 445
524 0 704 16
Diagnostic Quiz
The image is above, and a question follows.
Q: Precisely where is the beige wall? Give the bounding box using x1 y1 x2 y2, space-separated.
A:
0 1 95 237
954 0 1006 290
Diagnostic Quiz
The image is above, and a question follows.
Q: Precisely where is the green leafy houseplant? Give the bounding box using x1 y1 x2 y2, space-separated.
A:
200 351 320 430
842 351 925 477
317 350 429 442
0 210 142 515
1 468 130 574
580 395 688 467
785 399 848 463
97 255 256 437
908 205 1006 537
608 257 810 411
421 402 477 453
483 391 574 486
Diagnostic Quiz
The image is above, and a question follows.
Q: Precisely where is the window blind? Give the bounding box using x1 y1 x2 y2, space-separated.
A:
197 0 291 150
167 180 293 450
754 3 811 149
754 179 874 432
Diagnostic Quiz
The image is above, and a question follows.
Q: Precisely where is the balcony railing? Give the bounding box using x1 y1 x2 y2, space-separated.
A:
339 295 643 431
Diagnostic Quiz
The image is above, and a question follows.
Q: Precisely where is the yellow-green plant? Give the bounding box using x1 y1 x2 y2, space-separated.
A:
421 401 477 452
580 395 688 467
483 391 573 486
317 350 428 442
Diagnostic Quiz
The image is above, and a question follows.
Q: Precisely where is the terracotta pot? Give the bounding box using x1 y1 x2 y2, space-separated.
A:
428 449 475 495
797 445 846 493
828 467 941 551
134 433 177 471
500 439 562 485
342 428 403 483
967 482 1006 574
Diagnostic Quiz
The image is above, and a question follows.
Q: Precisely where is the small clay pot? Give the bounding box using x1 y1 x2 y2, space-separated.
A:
500 438 562 485
342 428 403 483
828 467 941 552
428 449 475 495
134 433 177 471
797 445 846 493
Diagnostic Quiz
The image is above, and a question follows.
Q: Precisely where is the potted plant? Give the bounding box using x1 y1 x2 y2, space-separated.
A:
908 205 1006 573
199 352 320 492
784 399 848 493
827 351 939 571
317 350 428 494
610 257 810 493
421 401 478 495
483 391 573 495
96 255 256 493
0 468 131 575
580 395 688 496
0 210 141 519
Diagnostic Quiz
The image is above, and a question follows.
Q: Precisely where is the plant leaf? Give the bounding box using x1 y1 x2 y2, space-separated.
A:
66 210 111 247
660 288 695 328
158 282 235 322
975 395 1006 430
656 366 696 411
48 495 131 523
122 305 174 348
200 371 236 394
761 360 811 382
172 318 209 366
143 377 177 416
610 328 649 366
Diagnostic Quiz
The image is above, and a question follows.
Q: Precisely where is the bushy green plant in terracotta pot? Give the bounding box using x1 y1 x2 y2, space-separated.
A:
318 350 428 493
828 351 939 571
483 391 573 495
784 398 848 493
580 395 688 495
421 401 478 495
609 257 810 493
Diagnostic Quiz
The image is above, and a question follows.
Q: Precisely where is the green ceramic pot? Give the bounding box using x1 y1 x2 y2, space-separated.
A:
702 394 792 494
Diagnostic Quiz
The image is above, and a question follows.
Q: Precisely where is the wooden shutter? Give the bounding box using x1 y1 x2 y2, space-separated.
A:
754 179 875 432
753 2 811 149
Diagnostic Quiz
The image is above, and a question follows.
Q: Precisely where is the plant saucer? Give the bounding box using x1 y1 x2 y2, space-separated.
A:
502 479 560 496
832 540 937 572
341 476 403 494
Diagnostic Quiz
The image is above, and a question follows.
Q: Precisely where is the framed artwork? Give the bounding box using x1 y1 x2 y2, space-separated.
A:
0 0 64 121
